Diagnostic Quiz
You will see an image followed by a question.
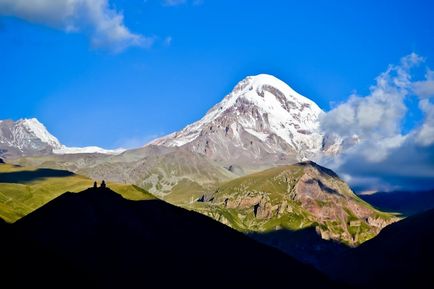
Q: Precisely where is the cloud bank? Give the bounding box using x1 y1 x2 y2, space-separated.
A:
320 53 434 192
0 0 150 51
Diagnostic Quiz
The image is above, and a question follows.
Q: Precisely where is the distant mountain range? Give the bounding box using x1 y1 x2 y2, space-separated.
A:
1 74 338 195
0 74 397 247
1 74 336 164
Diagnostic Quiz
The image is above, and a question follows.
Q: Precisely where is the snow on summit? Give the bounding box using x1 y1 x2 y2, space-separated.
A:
0 118 124 157
152 74 324 164
20 118 62 149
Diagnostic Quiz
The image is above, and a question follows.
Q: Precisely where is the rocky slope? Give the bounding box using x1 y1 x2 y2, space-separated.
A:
16 145 236 197
192 161 397 246
152 74 324 171
77 148 236 197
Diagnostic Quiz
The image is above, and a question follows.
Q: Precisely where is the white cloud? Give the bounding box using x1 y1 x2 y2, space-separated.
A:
321 53 422 141
0 0 151 52
416 98 434 146
413 69 434 99
319 53 434 192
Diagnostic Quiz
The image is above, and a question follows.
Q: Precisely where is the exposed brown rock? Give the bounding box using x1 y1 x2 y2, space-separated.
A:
255 198 274 220
206 161 397 246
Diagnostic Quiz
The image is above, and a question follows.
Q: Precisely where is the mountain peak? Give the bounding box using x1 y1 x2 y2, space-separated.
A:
151 74 324 166
0 118 124 158
295 160 339 178
0 117 62 158
18 118 62 149
228 74 319 109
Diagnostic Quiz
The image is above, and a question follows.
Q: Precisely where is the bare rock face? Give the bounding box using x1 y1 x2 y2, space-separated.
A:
225 193 263 209
367 216 394 228
292 166 376 225
199 161 398 246
151 74 324 171
255 198 277 220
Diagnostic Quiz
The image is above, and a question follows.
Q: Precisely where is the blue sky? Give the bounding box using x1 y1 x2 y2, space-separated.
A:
1 0 434 149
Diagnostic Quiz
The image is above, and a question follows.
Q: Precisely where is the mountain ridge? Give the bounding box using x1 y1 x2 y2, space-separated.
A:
0 186 344 289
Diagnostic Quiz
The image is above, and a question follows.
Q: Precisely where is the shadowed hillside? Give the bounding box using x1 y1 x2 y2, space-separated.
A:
0 187 345 289
0 167 74 183
327 207 434 289
360 190 434 216
249 228 349 271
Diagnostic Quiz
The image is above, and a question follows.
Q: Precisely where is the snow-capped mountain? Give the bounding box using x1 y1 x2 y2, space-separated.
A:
0 118 124 158
0 118 61 158
151 74 324 170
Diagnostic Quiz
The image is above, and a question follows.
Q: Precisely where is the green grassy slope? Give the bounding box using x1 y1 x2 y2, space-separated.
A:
0 163 154 223
185 162 398 246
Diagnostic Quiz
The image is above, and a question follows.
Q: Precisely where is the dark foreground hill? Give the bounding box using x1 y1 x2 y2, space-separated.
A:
0 187 342 289
327 207 434 289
